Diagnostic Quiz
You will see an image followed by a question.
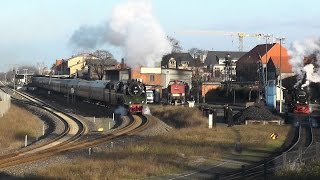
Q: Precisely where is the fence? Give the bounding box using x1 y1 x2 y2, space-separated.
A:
0 91 11 117
222 142 320 179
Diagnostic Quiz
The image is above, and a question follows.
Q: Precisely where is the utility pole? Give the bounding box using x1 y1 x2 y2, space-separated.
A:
13 68 16 94
264 34 271 101
264 34 271 84
23 69 28 84
276 37 286 113
224 53 233 96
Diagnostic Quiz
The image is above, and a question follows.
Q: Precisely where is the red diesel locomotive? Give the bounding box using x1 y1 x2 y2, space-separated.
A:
166 80 189 104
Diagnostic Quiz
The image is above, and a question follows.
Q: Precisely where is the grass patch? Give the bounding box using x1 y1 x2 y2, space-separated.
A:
0 104 42 149
273 160 320 180
31 121 290 179
150 105 207 128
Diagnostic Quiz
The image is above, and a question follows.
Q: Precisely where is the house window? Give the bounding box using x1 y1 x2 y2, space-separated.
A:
150 74 155 82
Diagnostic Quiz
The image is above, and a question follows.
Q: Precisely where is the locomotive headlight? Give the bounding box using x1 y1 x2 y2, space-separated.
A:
296 101 299 103
142 101 145 104
129 101 132 104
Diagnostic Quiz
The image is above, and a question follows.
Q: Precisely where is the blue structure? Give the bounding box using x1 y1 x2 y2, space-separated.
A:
266 80 276 108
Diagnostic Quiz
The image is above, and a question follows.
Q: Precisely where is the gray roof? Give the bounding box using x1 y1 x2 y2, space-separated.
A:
161 53 195 67
204 51 247 66
86 58 118 66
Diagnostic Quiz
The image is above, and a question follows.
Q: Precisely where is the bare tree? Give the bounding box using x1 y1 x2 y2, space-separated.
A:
17 65 38 75
87 50 117 80
35 62 49 75
93 50 114 59
188 48 205 58
167 36 182 53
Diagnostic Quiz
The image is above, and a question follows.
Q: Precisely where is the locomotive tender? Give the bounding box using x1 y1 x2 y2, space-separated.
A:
32 76 147 114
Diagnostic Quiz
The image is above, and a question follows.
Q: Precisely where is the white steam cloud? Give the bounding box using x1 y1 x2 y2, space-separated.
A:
142 106 151 115
288 37 320 87
114 106 128 116
69 0 172 67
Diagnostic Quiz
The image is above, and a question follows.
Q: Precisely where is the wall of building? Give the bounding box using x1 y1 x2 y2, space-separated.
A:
161 68 193 88
67 56 86 68
0 91 11 117
104 69 130 81
69 62 86 76
201 82 221 97
67 54 99 76
131 67 162 86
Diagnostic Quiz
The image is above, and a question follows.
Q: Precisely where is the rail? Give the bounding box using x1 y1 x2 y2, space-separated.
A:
220 118 317 180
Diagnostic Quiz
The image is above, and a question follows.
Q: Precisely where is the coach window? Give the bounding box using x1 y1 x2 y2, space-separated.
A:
150 74 155 82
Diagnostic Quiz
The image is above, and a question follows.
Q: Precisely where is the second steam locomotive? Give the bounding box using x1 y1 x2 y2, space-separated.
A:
284 72 317 115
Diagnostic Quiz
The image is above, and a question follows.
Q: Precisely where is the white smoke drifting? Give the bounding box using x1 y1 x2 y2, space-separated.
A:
288 37 320 87
142 106 151 115
69 0 172 67
114 106 128 116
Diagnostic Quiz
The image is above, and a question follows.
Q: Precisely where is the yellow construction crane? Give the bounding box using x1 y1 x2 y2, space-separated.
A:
179 30 268 51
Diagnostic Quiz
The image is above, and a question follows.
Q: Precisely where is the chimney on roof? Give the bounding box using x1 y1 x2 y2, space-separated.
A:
120 58 126 69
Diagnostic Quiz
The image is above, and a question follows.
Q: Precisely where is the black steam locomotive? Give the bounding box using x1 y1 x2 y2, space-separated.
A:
32 77 147 114
285 73 311 114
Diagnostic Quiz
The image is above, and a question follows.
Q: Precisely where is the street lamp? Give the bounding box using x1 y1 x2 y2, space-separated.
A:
264 34 271 84
13 69 16 94
264 34 271 103
166 70 170 87
224 53 232 95
276 37 286 113
23 69 28 84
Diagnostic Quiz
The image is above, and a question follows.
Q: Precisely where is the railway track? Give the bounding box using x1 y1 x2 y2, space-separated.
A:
220 115 317 180
0 82 86 168
0 82 155 169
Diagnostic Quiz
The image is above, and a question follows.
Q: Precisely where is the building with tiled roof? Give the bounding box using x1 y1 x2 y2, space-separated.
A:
236 43 291 82
267 56 294 81
161 53 195 70
204 51 246 66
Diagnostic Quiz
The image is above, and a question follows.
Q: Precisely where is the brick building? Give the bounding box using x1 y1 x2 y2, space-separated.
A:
131 67 162 86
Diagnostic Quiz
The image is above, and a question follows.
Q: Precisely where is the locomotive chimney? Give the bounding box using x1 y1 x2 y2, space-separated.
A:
121 58 126 69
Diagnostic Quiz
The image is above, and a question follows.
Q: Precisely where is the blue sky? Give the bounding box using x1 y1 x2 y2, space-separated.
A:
1 0 319 71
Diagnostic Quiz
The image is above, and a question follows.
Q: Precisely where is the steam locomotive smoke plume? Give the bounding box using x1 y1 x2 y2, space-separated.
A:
69 0 172 67
114 106 128 116
142 106 151 115
288 37 320 87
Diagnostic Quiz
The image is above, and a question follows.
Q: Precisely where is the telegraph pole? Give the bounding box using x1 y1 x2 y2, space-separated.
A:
276 37 286 113
264 34 271 101
13 68 16 94
224 54 232 96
